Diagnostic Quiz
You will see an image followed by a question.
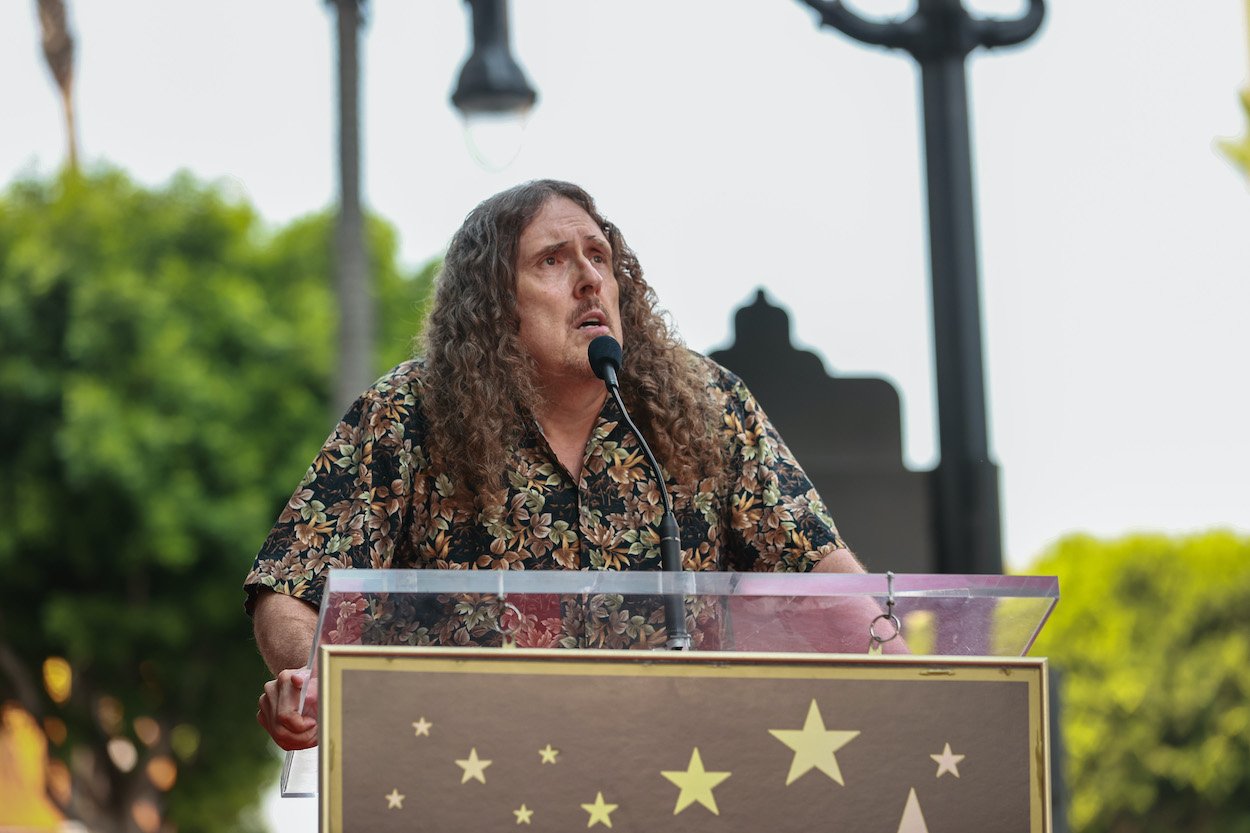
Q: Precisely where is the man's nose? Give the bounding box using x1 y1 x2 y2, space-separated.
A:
574 253 603 294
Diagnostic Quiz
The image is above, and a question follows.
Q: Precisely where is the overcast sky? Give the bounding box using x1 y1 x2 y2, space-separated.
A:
4 1 1248 570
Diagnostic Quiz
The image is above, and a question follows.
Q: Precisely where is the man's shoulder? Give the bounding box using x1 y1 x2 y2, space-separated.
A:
364 358 430 402
685 350 748 401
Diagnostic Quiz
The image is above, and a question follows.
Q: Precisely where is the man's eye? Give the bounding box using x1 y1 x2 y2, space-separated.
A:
592 254 605 263
544 256 558 266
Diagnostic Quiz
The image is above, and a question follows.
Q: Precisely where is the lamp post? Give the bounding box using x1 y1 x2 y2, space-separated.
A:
325 0 536 412
328 0 371 414
796 0 1045 574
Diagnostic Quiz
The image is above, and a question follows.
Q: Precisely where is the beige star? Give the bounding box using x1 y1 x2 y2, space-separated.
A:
897 787 930 833
385 789 404 809
661 747 732 815
412 717 432 737
769 699 861 786
455 748 492 784
513 804 534 825
930 742 965 778
539 743 559 764
581 791 619 828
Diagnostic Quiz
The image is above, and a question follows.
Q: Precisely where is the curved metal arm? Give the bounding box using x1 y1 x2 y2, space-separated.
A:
795 0 918 51
970 0 1045 49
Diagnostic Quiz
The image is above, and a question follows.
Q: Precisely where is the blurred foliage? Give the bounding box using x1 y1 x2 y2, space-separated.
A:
1219 87 1250 180
1220 3 1250 179
1030 531 1250 833
0 168 434 832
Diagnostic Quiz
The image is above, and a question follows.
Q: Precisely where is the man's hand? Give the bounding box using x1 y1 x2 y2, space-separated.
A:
252 592 320 749
257 667 319 751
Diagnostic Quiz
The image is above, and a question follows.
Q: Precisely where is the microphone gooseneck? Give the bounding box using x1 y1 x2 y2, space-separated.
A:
587 335 691 650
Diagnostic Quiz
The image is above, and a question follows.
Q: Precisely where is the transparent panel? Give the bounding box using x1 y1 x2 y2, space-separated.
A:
280 569 1058 795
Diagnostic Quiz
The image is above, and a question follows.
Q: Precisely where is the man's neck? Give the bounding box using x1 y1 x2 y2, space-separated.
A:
533 378 609 482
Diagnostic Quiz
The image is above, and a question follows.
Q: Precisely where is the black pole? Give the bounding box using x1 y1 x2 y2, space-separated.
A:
915 0 998 575
794 0 1045 574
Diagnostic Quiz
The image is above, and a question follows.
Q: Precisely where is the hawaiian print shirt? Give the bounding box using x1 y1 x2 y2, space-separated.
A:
244 354 848 649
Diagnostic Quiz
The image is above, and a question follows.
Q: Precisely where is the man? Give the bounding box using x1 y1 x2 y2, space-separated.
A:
247 180 864 749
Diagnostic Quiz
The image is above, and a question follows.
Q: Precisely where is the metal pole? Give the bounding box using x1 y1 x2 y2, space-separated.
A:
331 0 375 414
794 0 1045 574
915 0 999 574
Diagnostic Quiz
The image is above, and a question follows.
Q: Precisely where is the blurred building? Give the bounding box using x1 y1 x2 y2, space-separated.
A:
711 290 935 573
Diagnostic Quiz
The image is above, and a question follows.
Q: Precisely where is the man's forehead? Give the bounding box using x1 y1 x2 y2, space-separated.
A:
519 199 611 250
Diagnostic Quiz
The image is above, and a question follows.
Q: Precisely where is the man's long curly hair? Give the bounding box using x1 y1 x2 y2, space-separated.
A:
420 180 724 502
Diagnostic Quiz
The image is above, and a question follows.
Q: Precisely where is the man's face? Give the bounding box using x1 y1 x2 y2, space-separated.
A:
514 196 622 385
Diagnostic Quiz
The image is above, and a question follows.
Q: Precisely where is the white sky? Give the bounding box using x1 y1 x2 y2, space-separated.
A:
4 2 1248 829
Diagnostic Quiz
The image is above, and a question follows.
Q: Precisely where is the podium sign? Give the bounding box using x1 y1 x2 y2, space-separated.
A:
320 647 1049 833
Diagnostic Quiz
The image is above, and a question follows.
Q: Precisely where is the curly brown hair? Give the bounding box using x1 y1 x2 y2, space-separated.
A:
419 180 724 502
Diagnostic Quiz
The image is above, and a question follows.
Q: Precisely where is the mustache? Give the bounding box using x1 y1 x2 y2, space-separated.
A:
570 300 608 326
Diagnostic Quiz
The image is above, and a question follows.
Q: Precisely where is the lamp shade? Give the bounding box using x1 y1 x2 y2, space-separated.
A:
451 0 537 115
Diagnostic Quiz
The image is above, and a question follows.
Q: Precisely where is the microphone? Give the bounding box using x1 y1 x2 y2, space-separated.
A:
587 336 691 650
587 334 621 390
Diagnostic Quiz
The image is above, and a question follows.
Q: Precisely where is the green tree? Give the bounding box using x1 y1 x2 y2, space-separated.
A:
0 168 433 832
1030 531 1250 833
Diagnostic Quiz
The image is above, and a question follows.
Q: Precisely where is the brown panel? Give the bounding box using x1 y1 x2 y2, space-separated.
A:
322 648 1049 833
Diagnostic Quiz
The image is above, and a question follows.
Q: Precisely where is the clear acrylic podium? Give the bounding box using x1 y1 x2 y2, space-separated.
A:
281 569 1058 799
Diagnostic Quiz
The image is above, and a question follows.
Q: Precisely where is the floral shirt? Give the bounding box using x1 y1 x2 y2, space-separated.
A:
244 354 848 648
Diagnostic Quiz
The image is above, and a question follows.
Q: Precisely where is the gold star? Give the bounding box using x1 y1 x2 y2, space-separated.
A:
385 789 404 809
455 748 492 784
412 717 432 737
513 804 534 825
769 699 861 786
661 747 731 815
581 791 618 828
539 743 559 764
930 742 965 778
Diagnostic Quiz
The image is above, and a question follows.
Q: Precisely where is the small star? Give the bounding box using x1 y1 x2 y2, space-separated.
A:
661 747 731 815
456 748 492 784
769 699 861 786
385 789 404 809
581 791 619 828
513 804 534 825
539 744 559 764
930 742 965 778
412 717 432 737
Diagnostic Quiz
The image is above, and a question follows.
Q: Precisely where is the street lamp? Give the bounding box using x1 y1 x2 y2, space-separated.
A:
795 0 1045 574
451 0 538 169
451 0 537 115
325 0 538 412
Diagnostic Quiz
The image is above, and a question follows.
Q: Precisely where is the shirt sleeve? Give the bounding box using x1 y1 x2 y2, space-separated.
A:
242 365 422 614
715 365 848 572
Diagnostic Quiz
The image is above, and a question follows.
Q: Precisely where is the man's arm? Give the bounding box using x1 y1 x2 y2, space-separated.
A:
254 591 318 675
813 547 865 573
254 592 320 750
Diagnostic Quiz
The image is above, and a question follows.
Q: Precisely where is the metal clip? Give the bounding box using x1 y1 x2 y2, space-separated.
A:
869 571 901 648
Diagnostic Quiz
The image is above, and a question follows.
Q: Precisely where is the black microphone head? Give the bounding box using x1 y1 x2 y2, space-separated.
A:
587 335 622 382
